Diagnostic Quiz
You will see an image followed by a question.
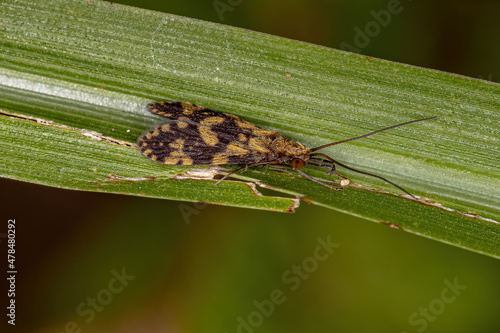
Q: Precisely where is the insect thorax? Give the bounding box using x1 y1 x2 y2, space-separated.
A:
262 135 310 164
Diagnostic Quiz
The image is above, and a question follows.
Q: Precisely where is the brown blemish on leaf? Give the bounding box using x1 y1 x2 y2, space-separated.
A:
380 222 403 230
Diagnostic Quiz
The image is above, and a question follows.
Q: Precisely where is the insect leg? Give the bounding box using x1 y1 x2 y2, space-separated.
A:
214 162 269 185
310 152 414 197
273 164 344 190
307 158 348 183
214 165 248 185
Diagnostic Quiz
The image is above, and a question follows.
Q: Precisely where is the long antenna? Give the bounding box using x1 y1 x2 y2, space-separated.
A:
310 116 437 152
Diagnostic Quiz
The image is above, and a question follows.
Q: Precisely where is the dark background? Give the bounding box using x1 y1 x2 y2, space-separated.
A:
2 0 499 332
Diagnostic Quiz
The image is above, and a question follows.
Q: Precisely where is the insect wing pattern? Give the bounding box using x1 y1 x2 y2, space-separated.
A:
138 102 276 166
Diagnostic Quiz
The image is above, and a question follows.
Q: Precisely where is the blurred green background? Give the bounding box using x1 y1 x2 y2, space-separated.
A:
2 0 499 332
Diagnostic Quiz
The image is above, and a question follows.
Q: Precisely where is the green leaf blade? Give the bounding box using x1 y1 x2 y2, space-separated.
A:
1 0 499 257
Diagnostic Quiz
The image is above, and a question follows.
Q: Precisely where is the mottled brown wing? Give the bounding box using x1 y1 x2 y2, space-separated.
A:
137 102 275 166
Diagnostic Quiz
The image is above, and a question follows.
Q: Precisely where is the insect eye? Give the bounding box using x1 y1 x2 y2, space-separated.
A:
291 158 305 169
